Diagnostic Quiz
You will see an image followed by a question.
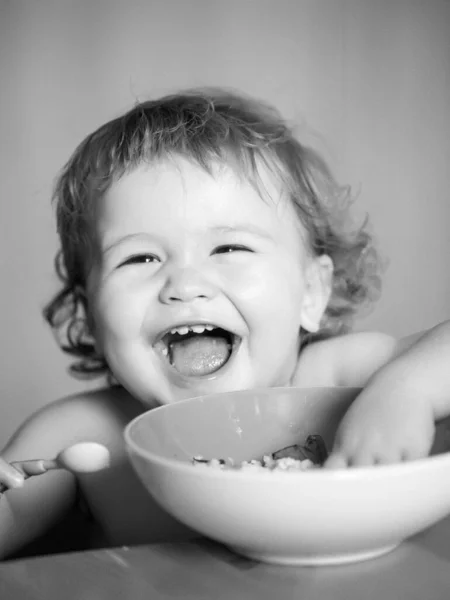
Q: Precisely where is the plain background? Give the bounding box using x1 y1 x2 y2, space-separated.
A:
1 0 449 448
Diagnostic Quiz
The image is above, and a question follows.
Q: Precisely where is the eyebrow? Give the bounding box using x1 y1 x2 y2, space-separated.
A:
102 224 274 254
101 233 153 255
211 225 274 239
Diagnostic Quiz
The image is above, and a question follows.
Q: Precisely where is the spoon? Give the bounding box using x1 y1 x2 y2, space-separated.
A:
0 442 111 493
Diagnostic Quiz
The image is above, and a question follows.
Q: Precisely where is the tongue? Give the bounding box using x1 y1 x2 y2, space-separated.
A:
170 335 231 376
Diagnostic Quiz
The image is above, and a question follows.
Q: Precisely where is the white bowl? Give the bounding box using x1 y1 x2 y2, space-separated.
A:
124 387 450 565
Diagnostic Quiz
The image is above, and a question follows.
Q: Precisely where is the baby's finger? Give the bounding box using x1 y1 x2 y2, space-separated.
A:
349 447 406 467
400 446 429 462
345 449 380 467
323 452 349 470
0 457 25 492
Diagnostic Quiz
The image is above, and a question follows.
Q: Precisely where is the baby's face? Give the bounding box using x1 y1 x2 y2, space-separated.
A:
87 157 330 405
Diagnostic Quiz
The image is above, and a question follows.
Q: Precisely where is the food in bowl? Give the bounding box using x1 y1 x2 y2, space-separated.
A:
192 434 328 471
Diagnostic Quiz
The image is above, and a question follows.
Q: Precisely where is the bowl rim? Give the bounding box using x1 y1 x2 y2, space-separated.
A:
123 386 450 482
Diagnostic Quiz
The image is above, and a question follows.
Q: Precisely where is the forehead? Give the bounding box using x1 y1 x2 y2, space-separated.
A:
95 157 304 243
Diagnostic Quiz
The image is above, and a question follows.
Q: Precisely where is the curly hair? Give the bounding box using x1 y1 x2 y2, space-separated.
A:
44 87 383 377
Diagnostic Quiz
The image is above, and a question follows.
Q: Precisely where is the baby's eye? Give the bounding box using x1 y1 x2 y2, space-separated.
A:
119 254 159 267
212 245 253 255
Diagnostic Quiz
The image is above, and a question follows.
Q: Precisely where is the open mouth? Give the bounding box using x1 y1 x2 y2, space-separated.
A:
155 324 240 377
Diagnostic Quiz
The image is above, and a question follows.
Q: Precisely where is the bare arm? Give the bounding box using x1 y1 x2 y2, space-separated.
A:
379 321 450 421
0 394 114 559
0 430 75 557
0 466 76 559
326 320 450 467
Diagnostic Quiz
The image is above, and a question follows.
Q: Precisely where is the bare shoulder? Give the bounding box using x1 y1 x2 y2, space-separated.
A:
293 331 398 388
1 386 145 462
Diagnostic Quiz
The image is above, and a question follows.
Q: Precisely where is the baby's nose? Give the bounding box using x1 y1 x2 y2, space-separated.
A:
159 266 217 304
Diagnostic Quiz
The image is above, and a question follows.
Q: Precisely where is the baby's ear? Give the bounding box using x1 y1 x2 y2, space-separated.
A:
300 255 333 333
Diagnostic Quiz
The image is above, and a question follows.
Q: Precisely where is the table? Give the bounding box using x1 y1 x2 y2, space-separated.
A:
2 515 450 600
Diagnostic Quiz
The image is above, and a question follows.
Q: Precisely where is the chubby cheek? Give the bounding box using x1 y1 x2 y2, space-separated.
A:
91 279 148 347
223 258 304 321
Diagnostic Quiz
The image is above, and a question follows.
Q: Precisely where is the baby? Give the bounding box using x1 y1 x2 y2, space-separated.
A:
1 88 449 559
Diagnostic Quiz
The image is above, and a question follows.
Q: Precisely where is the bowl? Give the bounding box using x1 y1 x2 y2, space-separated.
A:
124 387 450 566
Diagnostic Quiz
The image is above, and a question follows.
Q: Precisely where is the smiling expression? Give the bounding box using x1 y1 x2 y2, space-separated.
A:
86 156 331 405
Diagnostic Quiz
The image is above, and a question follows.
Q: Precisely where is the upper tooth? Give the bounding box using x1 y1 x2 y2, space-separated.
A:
176 326 189 335
169 324 216 336
191 325 206 334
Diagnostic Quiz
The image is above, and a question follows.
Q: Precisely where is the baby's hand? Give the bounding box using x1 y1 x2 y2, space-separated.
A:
324 390 435 469
0 457 25 494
